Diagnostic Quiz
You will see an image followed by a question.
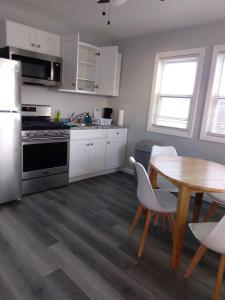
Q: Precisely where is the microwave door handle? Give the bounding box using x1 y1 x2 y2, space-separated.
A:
50 61 54 81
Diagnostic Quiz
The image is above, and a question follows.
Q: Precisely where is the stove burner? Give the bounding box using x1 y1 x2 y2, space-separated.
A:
22 120 70 131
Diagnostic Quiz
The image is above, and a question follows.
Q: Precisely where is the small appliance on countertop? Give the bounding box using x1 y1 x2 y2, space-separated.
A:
22 104 70 195
103 107 113 119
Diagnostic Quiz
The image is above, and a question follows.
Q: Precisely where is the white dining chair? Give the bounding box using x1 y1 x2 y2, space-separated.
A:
129 156 177 257
204 193 225 221
150 145 178 193
184 216 225 300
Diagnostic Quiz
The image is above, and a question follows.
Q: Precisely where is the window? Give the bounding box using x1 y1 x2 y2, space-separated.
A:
201 45 225 144
147 48 205 137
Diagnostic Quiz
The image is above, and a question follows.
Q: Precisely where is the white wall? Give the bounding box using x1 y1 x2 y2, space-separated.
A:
0 1 111 117
109 20 225 167
22 86 107 118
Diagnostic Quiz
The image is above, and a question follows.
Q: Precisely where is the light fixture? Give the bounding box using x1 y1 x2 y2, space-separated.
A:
97 0 165 25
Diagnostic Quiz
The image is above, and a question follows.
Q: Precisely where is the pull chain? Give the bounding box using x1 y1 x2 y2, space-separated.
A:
107 2 111 25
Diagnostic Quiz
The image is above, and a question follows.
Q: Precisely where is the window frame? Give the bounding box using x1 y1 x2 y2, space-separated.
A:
200 44 225 144
147 48 205 138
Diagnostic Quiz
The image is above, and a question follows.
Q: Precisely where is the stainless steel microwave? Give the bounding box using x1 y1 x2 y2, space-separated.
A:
0 46 62 87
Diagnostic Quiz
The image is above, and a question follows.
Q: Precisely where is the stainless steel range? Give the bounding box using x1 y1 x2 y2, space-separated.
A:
22 104 70 195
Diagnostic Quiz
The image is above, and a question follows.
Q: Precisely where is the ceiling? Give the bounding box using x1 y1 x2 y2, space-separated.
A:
1 0 225 40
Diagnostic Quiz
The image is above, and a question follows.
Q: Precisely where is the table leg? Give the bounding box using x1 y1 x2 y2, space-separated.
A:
192 193 203 223
171 186 191 270
149 167 158 189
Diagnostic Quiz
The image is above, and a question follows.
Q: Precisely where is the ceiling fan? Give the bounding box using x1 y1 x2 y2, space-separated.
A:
97 0 128 25
97 0 165 25
97 0 128 6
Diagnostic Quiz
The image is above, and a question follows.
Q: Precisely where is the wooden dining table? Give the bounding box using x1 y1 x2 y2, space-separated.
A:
149 156 225 270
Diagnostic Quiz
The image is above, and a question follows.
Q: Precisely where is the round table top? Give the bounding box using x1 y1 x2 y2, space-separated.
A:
150 156 225 193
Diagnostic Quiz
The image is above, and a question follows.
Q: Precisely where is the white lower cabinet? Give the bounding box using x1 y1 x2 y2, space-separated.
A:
105 137 127 170
69 140 89 177
88 139 106 173
69 128 127 180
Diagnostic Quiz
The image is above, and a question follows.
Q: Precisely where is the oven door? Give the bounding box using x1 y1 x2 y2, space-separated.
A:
22 138 69 180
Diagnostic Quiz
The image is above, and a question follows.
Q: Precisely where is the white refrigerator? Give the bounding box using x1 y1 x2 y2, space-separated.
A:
0 58 22 203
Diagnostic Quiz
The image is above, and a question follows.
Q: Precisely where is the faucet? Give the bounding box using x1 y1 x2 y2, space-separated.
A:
70 112 87 123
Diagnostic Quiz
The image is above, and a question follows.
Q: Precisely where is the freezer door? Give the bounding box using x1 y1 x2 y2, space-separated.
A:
0 112 21 203
0 58 21 112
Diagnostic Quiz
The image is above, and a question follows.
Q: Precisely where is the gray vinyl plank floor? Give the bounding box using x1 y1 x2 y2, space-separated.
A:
0 171 224 300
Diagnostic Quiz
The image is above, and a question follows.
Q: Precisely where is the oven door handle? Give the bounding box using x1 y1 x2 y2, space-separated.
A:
22 136 69 142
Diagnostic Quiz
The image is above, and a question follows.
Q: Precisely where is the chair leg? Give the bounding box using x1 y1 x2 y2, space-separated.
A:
168 213 175 239
137 209 152 258
129 204 144 236
153 213 160 227
213 254 225 300
184 244 207 279
160 214 165 233
204 202 219 222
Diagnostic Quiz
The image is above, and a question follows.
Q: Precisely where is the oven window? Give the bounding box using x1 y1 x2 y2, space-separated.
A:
12 54 51 80
23 142 67 172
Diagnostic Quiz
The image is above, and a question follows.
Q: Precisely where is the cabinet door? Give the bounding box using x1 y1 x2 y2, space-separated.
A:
105 138 127 170
6 20 36 51
36 29 60 56
69 140 89 178
61 34 79 90
88 139 106 173
96 46 119 96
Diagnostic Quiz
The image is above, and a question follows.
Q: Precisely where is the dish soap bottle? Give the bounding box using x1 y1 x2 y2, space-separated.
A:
55 111 61 123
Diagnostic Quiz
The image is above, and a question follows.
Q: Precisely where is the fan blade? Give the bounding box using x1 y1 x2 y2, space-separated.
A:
112 0 128 5
97 0 110 3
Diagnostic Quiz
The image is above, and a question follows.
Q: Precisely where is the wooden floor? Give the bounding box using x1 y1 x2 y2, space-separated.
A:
0 172 224 300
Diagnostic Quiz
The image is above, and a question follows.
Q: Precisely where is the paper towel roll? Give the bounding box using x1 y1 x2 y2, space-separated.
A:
118 109 124 126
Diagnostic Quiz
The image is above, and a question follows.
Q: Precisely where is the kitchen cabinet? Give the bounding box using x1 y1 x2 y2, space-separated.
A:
96 46 122 96
69 140 89 177
69 128 127 181
105 129 127 169
35 29 60 56
0 20 60 57
88 139 106 173
60 33 122 96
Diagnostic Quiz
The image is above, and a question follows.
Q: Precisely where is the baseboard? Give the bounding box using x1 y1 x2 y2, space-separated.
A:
69 168 121 183
121 167 134 175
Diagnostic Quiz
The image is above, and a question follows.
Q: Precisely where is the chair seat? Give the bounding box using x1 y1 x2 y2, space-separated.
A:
189 222 218 243
154 190 177 212
207 193 225 206
157 175 178 193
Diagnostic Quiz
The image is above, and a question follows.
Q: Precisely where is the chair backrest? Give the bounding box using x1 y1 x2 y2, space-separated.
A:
203 215 225 254
151 145 178 158
129 156 164 211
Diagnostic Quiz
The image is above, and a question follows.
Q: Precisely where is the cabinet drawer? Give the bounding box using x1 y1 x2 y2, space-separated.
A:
70 129 107 141
107 128 127 138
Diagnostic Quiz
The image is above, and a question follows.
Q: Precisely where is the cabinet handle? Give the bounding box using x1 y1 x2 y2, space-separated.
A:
86 143 90 146
31 43 35 47
116 132 120 135
107 141 110 144
37 44 41 48
72 83 75 87
90 143 94 146
95 52 100 56
94 85 99 89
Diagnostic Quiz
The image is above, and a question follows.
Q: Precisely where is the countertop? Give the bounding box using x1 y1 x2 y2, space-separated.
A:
70 125 128 130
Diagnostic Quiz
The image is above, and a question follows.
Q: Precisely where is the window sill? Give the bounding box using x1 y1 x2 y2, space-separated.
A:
200 133 225 144
147 125 192 139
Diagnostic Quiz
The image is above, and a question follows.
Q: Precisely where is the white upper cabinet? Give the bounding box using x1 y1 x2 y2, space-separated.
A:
96 46 122 96
4 20 36 51
35 29 60 56
0 20 60 57
60 33 122 96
